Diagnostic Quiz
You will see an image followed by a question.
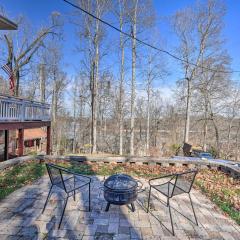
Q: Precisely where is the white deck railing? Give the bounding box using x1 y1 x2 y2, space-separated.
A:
0 94 50 122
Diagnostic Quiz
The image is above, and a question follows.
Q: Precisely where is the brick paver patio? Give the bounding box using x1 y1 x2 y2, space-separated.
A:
0 175 239 240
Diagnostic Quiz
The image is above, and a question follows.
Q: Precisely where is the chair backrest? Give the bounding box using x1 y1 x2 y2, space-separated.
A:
172 170 198 195
46 163 66 191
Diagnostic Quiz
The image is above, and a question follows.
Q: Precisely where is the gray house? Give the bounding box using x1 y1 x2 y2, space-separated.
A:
0 15 17 30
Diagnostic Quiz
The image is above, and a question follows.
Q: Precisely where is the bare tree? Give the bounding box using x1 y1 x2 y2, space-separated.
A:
127 0 155 155
172 0 228 145
224 85 240 158
4 17 58 96
194 55 231 155
129 0 138 155
116 0 128 155
74 0 109 154
43 14 68 153
142 48 166 154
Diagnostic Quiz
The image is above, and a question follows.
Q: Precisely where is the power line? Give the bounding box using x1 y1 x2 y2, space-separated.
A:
62 0 240 74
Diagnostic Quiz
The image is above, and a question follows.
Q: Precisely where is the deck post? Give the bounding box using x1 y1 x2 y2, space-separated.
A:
46 125 51 155
4 130 9 160
18 129 24 156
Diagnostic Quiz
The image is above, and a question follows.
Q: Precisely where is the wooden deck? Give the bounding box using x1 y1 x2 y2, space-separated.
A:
0 94 50 122
0 94 51 159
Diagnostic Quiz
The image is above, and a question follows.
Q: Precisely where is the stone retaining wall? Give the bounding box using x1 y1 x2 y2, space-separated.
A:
0 155 39 171
0 154 239 179
39 155 240 179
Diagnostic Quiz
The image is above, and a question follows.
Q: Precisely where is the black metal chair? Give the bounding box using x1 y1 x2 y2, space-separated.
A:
42 163 91 229
147 170 198 235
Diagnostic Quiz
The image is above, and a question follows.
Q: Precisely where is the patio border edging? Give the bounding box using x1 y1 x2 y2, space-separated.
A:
0 155 39 171
0 155 239 179
38 155 240 179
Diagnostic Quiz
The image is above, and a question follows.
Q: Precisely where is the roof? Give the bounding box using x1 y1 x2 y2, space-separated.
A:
0 15 18 30
15 128 46 140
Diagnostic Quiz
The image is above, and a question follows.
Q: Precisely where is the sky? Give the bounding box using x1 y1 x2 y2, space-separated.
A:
1 0 240 95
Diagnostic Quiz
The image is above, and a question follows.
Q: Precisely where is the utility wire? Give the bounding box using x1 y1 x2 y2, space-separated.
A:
62 0 240 74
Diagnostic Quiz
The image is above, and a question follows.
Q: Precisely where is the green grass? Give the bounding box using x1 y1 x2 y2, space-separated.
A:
195 180 240 225
0 162 46 200
212 196 240 225
66 163 95 175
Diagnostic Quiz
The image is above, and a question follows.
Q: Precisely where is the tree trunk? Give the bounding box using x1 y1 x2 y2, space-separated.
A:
203 121 208 152
130 0 138 156
184 77 191 143
98 98 103 152
14 69 20 97
91 6 100 154
212 119 220 158
92 52 98 154
226 118 234 158
146 89 150 154
203 98 208 151
39 64 46 103
119 4 124 156
235 121 240 161
91 61 97 154
51 69 57 153
79 92 84 150
73 83 77 154
146 58 151 154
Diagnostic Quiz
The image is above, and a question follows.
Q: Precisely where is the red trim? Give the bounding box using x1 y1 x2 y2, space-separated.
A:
0 121 51 130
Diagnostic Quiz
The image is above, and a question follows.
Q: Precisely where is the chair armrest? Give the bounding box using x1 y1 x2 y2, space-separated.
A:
149 174 176 186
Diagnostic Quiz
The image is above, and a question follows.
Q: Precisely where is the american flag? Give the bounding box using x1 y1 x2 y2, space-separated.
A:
1 62 15 94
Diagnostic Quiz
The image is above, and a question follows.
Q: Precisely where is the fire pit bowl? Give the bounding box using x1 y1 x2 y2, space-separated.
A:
103 173 138 212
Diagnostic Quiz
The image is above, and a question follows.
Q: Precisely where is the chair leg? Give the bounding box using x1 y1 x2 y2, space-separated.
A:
167 198 175 236
147 186 151 213
131 203 135 212
58 195 69 229
105 202 111 212
42 185 53 214
73 177 76 201
88 183 91 212
189 193 198 226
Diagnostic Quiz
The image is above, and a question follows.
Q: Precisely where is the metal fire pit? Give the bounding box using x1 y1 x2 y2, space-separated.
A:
103 173 139 212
